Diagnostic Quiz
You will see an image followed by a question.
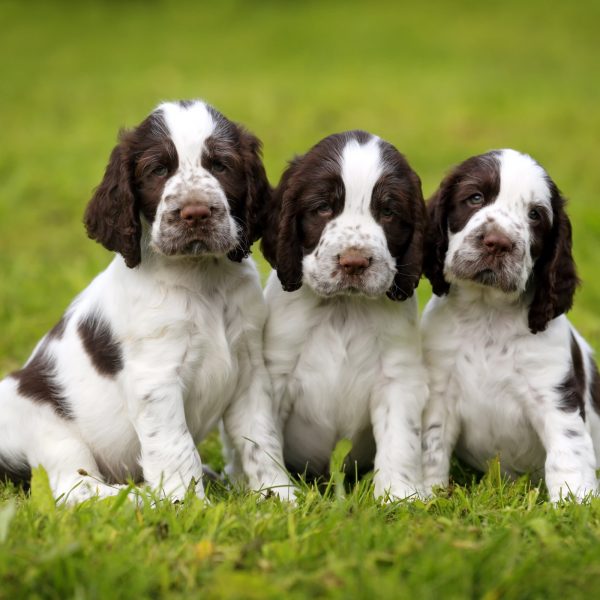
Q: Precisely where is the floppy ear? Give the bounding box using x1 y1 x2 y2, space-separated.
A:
259 181 281 270
387 173 427 301
528 184 579 334
84 135 141 268
227 129 271 262
273 186 304 291
261 158 304 291
423 176 452 296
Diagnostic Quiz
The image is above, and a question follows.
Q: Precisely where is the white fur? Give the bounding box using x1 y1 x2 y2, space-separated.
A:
0 101 293 503
421 149 600 502
265 136 427 500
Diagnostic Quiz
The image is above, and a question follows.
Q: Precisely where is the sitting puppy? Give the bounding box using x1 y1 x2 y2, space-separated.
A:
421 149 599 502
261 131 428 499
0 100 293 503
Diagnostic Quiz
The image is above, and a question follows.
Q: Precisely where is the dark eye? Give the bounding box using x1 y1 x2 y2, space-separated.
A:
316 202 333 216
152 165 168 177
466 193 484 206
381 206 394 219
529 208 541 221
211 159 227 173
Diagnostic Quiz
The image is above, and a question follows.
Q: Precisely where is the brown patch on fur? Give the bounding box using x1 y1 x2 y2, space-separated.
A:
557 333 586 419
10 347 71 419
84 110 174 268
590 359 600 415
77 312 124 377
377 141 426 301
527 179 579 333
0 460 31 488
202 106 271 261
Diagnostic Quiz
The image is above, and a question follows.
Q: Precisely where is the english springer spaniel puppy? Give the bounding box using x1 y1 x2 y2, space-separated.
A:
421 149 600 502
0 100 293 503
261 131 428 500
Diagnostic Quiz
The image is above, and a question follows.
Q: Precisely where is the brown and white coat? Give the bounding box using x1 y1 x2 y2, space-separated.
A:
0 100 294 503
261 131 428 499
421 148 600 502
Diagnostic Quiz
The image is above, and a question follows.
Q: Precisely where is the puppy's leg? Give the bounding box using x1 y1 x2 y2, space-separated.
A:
0 379 123 503
528 403 598 502
131 378 204 502
223 363 295 502
219 422 243 485
421 383 461 495
371 371 428 501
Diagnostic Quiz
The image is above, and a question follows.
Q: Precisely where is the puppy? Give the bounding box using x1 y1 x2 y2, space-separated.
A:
0 100 293 503
261 131 428 499
421 149 599 502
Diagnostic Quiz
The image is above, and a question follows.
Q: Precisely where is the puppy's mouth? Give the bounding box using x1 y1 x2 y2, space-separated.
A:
310 270 394 299
153 232 237 258
450 260 520 293
182 239 211 255
473 268 497 286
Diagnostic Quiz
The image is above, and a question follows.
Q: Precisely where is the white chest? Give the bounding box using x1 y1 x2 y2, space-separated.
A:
282 303 382 473
449 337 545 476
179 293 240 440
423 296 556 477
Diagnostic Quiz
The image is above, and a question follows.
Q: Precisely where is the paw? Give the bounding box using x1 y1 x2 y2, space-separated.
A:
264 482 298 503
374 478 424 502
549 482 598 504
422 477 449 498
56 478 127 505
146 474 206 504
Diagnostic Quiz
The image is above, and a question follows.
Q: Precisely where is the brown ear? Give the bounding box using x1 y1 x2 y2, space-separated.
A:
84 136 141 268
528 183 579 333
423 178 452 296
387 173 427 301
259 180 281 270
261 157 304 290
273 186 304 291
227 129 271 262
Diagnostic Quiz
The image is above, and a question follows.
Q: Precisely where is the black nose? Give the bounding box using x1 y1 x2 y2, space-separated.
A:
481 231 514 256
180 204 211 224
338 251 371 275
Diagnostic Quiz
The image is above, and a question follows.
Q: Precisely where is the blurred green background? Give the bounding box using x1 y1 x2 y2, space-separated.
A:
1 0 600 374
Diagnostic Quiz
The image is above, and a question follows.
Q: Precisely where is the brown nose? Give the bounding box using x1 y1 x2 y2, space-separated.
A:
180 204 211 224
482 231 514 256
339 251 371 276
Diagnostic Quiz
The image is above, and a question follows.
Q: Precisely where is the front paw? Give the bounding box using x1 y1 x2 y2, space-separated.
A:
549 482 598 504
265 482 298 503
374 477 424 502
252 474 298 503
422 477 449 498
150 476 206 504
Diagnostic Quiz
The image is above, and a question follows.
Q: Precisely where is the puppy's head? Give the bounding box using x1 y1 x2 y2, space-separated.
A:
84 100 270 267
424 149 578 333
262 131 426 301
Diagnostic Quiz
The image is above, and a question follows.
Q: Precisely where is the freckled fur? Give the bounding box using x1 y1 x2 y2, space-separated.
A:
0 100 292 503
263 132 428 500
421 149 600 502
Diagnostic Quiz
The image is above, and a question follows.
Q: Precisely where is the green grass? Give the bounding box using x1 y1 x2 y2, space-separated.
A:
1 0 600 597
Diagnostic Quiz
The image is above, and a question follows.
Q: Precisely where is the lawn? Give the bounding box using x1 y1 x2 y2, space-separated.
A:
1 0 600 597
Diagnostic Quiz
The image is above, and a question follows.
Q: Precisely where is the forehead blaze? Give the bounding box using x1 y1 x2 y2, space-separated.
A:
497 150 553 218
340 137 383 213
158 101 216 164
